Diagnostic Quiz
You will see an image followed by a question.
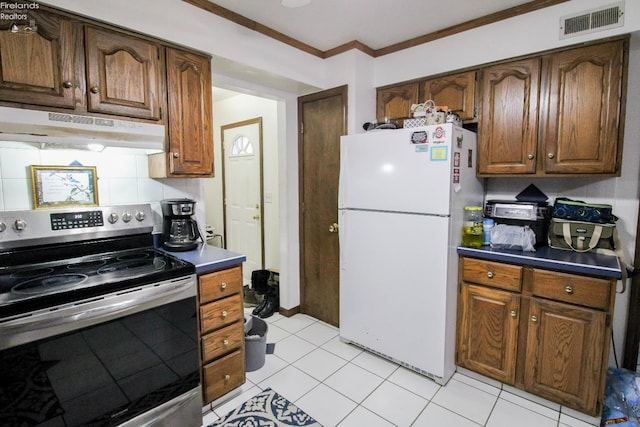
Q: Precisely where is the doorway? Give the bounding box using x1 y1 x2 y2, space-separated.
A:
222 117 265 286
298 85 347 327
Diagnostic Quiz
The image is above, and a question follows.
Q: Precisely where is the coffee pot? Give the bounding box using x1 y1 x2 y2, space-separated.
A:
160 198 202 251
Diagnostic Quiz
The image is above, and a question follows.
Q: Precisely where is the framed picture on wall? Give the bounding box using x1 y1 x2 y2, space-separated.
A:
30 165 99 209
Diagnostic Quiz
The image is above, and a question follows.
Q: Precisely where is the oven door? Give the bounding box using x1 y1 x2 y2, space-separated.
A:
0 275 201 427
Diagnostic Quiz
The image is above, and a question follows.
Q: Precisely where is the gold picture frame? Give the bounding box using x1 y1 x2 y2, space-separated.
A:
30 165 99 209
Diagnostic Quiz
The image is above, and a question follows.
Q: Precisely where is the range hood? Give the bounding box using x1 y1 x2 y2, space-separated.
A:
0 106 165 150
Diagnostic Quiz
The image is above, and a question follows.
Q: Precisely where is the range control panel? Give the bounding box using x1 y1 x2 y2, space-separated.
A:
50 211 105 230
0 204 154 249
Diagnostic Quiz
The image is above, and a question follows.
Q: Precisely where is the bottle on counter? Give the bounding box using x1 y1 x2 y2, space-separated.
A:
461 206 483 248
483 218 495 246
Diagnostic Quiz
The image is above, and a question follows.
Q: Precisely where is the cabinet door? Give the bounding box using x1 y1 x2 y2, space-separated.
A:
421 71 476 121
85 27 162 120
376 82 419 122
542 41 624 174
166 48 214 176
0 9 80 108
478 58 540 175
524 297 606 415
457 283 520 384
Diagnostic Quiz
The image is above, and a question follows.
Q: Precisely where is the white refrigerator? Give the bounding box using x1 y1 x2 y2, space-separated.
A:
338 123 483 385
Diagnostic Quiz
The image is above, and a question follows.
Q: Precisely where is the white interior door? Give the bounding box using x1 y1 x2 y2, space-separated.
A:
222 118 264 286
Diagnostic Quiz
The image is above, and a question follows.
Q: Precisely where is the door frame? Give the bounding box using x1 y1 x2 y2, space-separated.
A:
221 116 265 269
297 85 348 324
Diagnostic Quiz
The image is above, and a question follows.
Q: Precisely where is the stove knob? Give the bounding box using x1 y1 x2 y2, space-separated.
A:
108 213 119 224
122 212 132 223
135 211 146 222
14 219 27 231
0 222 6 232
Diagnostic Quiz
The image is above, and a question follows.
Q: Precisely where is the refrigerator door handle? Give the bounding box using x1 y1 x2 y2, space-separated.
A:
338 140 347 208
338 210 347 269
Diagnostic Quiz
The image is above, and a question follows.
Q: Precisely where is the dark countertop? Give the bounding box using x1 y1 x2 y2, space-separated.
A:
157 240 246 275
457 245 622 279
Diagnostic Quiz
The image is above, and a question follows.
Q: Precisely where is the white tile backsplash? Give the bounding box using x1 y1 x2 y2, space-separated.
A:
2 178 32 209
0 145 205 228
0 146 40 179
485 174 638 258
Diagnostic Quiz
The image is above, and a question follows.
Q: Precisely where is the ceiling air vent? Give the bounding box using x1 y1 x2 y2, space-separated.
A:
560 2 624 39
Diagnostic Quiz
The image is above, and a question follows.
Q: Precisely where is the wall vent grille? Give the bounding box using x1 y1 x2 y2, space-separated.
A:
560 2 624 39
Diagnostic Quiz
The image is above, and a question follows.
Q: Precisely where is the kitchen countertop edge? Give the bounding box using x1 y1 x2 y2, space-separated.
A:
158 242 246 275
457 246 622 279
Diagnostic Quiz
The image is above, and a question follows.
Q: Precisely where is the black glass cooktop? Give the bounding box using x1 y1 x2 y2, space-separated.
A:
0 247 194 319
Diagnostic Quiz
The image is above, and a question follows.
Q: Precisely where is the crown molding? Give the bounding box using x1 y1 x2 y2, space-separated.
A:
182 0 569 59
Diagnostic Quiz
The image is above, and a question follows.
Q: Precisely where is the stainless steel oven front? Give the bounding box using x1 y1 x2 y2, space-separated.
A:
0 275 200 426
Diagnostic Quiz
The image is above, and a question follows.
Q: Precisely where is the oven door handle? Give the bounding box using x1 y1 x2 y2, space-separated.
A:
0 275 195 350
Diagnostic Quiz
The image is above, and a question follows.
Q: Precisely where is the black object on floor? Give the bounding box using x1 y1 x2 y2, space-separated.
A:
257 285 279 318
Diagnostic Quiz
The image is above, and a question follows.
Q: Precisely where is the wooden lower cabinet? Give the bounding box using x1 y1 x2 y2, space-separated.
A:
456 257 616 416
457 283 519 384
203 350 245 403
198 265 246 404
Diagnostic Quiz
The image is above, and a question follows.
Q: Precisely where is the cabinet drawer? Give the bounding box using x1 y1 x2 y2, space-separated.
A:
462 258 522 291
201 294 243 333
203 349 245 403
199 266 243 304
202 320 244 362
531 269 612 310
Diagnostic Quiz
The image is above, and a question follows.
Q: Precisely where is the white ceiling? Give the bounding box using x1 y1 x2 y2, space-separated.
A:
206 0 535 51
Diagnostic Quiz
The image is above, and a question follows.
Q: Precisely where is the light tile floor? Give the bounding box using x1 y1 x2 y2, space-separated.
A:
202 311 601 427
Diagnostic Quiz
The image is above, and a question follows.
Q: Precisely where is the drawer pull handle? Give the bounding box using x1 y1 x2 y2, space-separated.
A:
510 310 517 318
223 339 229 346
221 310 228 318
224 374 230 382
531 315 538 323
487 271 494 278
220 282 227 290
565 286 573 294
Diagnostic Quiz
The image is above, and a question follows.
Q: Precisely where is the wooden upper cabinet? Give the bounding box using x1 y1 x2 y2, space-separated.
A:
541 41 624 174
376 82 418 122
478 58 541 175
0 9 81 109
421 71 476 121
165 48 213 176
84 26 163 120
478 39 627 177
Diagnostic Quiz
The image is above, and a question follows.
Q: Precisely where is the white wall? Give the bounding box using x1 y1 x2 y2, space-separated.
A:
204 93 280 272
373 0 640 87
0 144 206 231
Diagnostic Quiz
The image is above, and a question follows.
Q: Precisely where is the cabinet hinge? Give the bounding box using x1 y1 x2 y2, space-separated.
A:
606 314 611 327
300 122 304 134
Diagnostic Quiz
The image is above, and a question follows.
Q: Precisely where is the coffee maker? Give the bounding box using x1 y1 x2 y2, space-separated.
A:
160 198 202 251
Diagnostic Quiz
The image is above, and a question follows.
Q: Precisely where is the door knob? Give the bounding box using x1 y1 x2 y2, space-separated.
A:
253 215 260 220
329 223 339 233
